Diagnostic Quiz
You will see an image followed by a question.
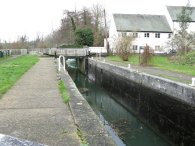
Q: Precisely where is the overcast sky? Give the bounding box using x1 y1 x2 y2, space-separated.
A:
0 0 194 42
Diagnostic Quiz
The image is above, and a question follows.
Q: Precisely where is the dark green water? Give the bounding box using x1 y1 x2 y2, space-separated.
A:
67 63 170 146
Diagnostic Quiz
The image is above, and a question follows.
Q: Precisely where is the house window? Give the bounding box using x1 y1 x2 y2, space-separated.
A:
144 33 149 38
155 33 160 38
155 46 161 51
139 46 145 50
133 33 138 38
122 32 127 37
133 45 138 50
168 33 172 38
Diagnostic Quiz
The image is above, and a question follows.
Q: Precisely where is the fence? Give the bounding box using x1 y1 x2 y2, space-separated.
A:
0 50 11 58
0 49 28 58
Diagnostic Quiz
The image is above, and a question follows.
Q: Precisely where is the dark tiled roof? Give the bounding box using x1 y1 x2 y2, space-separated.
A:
167 6 195 22
113 14 172 33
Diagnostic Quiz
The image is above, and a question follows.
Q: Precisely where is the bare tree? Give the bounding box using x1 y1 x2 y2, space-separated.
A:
115 35 135 61
91 4 103 32
91 4 105 46
170 1 194 55
46 4 106 47
64 10 77 32
140 45 153 66
80 7 93 27
16 35 29 49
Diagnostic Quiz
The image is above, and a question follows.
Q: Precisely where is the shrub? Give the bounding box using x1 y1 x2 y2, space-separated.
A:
115 36 134 61
75 28 94 46
180 51 195 65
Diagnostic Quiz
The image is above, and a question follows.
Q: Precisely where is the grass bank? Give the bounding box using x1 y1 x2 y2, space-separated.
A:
0 56 11 63
0 55 39 97
58 80 70 103
106 55 195 76
150 56 195 76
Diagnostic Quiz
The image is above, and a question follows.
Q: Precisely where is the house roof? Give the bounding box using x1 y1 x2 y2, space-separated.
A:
113 14 172 33
167 6 195 22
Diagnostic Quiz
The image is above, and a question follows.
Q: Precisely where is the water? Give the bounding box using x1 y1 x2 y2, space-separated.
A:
67 65 170 146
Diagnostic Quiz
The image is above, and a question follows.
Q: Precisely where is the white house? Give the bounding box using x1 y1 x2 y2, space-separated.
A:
109 14 173 54
166 6 195 33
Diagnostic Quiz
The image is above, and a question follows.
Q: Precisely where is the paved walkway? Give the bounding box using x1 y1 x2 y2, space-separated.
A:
104 59 193 84
0 58 80 146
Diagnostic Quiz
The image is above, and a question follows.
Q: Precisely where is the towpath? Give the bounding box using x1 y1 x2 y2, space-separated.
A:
0 57 80 145
104 59 193 84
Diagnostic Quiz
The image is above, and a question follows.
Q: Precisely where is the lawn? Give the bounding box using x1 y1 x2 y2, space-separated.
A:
106 55 140 65
0 55 39 97
106 55 195 76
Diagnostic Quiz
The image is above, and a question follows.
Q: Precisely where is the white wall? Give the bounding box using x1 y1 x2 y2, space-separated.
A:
108 15 118 51
132 32 171 53
108 13 173 54
109 31 172 54
172 22 195 33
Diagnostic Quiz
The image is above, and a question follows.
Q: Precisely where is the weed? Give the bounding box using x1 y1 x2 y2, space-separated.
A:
58 80 70 103
77 128 88 146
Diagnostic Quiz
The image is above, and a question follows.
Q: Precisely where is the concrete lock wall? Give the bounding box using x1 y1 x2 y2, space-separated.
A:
87 58 195 146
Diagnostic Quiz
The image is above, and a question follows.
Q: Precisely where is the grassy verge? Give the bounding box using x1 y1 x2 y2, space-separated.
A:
150 56 195 76
58 80 87 145
106 55 195 76
0 55 39 97
0 56 11 63
58 80 70 103
106 55 139 65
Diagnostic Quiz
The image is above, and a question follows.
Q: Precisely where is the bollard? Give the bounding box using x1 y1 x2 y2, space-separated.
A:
58 55 66 72
128 64 131 69
191 78 195 86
